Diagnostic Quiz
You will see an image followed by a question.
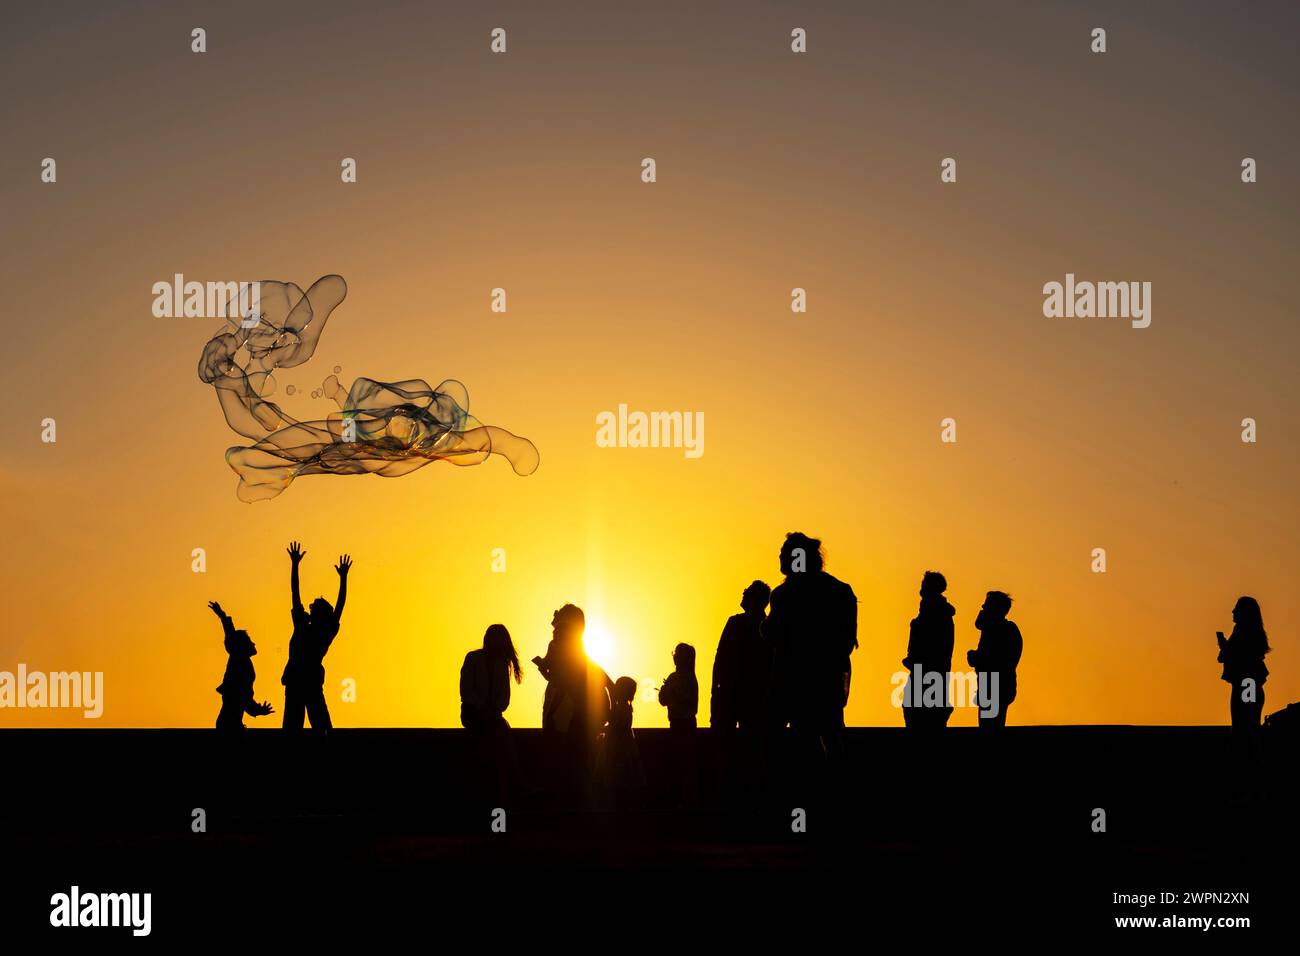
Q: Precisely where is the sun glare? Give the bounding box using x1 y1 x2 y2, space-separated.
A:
582 619 615 670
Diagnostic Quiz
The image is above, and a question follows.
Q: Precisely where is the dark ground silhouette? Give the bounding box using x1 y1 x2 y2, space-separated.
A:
3 725 1292 940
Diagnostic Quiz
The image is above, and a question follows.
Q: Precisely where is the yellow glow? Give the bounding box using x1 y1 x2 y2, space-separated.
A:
582 619 616 673
2 6 1296 731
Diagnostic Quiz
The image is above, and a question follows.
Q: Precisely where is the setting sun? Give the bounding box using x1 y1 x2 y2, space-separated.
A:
582 619 616 672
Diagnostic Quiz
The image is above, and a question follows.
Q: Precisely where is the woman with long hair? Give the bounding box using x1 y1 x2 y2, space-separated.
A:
460 623 523 731
1216 596 1270 735
460 623 525 804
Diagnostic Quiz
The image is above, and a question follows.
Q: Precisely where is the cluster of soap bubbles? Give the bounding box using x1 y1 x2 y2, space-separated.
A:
198 275 539 501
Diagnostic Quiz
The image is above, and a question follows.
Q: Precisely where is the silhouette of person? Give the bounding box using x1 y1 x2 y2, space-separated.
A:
534 606 578 732
1216 596 1270 739
966 591 1021 730
659 643 699 806
711 581 772 733
596 676 646 808
532 604 611 800
902 571 955 730
460 624 522 731
280 541 351 732
659 643 699 729
710 582 773 795
762 533 858 758
460 624 524 803
208 601 274 732
533 604 610 730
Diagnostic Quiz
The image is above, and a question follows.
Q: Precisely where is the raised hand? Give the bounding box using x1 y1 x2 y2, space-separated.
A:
208 601 227 618
335 553 352 576
253 700 274 717
287 541 306 564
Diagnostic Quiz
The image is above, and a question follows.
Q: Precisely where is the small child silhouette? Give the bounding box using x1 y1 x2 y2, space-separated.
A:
658 644 699 806
658 643 699 729
597 676 646 807
208 601 274 733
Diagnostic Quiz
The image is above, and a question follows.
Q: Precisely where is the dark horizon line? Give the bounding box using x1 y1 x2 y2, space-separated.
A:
0 723 1243 733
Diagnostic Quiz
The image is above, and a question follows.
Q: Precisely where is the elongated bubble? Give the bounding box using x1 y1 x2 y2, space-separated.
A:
198 275 539 501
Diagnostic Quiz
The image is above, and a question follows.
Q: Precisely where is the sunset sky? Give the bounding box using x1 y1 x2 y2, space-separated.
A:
1 1 1296 727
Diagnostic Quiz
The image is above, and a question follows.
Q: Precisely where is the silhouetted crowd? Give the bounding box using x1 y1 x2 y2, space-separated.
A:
206 532 1273 807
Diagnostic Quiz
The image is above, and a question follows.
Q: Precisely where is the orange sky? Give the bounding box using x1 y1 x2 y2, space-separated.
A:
1 1 1296 727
